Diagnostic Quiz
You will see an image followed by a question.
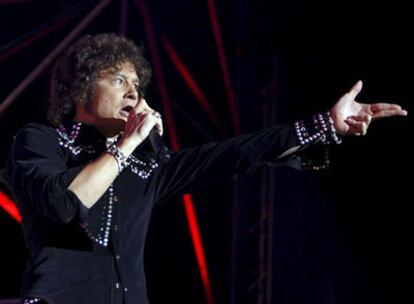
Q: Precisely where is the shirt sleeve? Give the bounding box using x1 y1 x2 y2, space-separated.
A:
154 124 300 204
5 123 87 224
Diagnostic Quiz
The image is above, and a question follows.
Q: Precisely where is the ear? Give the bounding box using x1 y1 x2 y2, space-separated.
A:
73 95 88 120
78 91 88 105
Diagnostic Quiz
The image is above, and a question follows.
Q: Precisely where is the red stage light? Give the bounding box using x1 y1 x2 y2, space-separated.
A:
0 191 21 223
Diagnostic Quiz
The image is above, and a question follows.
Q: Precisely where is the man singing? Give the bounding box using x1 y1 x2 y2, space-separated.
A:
5 33 407 303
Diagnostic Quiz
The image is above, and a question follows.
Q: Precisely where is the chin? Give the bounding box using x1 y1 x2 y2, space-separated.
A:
114 118 126 128
104 118 125 133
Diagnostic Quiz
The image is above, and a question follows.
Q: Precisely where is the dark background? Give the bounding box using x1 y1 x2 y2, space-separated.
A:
0 0 412 303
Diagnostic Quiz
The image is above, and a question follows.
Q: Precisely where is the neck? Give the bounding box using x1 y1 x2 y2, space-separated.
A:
74 107 123 138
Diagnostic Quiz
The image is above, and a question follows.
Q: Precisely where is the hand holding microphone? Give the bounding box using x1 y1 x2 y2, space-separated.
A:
142 109 171 163
118 98 170 162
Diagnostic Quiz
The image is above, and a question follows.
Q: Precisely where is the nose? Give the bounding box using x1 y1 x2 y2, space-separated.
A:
124 83 138 101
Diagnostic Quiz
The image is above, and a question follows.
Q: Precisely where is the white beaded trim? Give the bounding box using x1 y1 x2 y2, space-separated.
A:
80 184 114 247
294 111 341 146
56 123 159 179
56 122 96 155
23 298 41 304
107 144 129 173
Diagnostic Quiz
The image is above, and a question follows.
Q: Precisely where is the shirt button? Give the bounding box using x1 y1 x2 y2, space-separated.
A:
124 287 128 292
116 254 121 260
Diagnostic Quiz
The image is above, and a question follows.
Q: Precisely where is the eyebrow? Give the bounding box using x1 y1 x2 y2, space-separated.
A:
112 72 139 84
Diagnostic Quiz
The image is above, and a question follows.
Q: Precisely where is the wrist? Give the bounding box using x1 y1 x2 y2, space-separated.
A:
329 108 341 134
116 137 141 156
294 111 342 146
107 144 129 173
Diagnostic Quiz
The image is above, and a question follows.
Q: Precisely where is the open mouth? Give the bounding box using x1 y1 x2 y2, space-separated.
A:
120 105 134 117
122 105 133 113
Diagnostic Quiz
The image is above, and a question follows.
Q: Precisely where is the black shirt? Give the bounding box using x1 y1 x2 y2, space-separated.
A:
5 121 301 304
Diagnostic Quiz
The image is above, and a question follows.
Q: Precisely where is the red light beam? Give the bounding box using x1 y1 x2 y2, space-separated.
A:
161 36 227 136
0 191 21 223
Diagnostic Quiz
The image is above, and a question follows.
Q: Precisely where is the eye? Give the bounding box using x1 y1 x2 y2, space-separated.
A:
113 77 124 86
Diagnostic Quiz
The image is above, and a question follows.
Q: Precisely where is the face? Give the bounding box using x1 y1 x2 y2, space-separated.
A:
81 62 140 135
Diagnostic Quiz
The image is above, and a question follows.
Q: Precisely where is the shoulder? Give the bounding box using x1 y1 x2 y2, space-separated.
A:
14 123 57 143
12 123 60 156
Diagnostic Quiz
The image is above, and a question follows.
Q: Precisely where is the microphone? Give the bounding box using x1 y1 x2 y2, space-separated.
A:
148 128 171 163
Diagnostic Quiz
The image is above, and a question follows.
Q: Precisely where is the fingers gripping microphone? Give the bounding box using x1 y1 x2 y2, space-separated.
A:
148 129 171 163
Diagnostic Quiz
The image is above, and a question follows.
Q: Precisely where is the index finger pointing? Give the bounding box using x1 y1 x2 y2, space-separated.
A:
371 103 402 112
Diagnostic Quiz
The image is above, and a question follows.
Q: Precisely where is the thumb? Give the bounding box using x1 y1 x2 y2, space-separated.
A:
348 80 363 100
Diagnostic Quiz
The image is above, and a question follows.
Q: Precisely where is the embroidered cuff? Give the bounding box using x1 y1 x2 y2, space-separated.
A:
294 111 342 146
107 144 129 173
294 111 341 171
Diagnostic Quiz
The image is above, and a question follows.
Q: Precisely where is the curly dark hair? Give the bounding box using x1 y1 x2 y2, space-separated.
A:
48 33 152 126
